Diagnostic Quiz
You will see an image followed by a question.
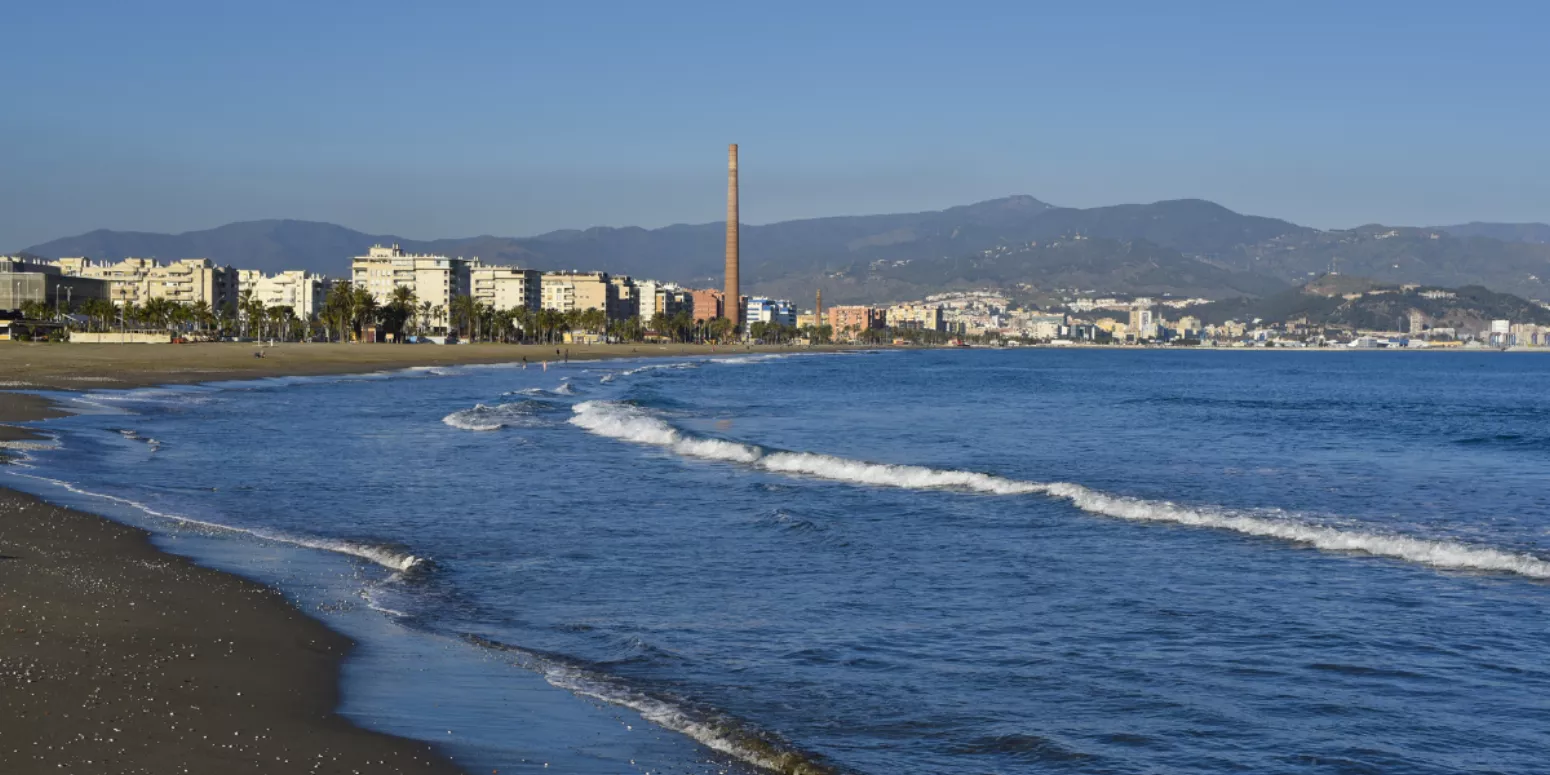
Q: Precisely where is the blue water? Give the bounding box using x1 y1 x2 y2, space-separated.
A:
7 350 1550 774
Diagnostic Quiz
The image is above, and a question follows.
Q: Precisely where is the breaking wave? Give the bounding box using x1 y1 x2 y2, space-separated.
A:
465 634 837 775
600 361 701 384
113 428 163 449
7 472 426 573
442 401 550 432
712 354 794 365
569 402 1550 580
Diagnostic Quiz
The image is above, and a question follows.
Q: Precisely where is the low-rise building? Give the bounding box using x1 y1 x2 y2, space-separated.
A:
2 258 111 313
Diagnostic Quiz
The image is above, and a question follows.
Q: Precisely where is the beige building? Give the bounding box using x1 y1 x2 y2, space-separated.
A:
610 275 639 320
469 262 541 312
236 269 333 318
542 271 616 318
351 245 470 331
59 257 237 310
1128 304 1157 341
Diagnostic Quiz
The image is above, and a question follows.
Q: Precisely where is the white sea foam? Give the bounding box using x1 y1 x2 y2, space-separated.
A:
712 353 792 365
442 402 544 432
1034 482 1550 579
601 361 700 383
8 473 425 573
570 401 761 463
569 402 1550 580
467 636 827 774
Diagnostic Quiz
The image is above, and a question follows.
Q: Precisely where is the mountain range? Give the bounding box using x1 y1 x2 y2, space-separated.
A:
19 199 1550 305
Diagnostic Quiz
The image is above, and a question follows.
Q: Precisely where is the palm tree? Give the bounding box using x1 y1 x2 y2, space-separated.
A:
415 300 433 337
351 286 378 342
324 281 354 342
189 301 212 334
449 295 477 341
386 286 417 342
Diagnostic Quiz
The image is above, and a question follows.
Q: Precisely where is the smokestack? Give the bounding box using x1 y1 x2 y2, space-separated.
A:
725 143 740 330
816 289 823 328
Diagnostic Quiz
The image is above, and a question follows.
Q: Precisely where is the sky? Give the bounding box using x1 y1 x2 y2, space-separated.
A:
4 0 1549 249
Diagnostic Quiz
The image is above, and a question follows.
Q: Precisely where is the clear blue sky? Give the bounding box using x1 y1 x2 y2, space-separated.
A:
5 0 1548 249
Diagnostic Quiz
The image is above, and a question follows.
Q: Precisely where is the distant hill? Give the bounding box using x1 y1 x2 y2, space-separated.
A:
1438 222 1550 244
21 197 1550 304
1191 275 1550 330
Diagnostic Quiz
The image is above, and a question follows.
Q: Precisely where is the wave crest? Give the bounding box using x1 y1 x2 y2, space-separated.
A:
568 402 1550 580
10 473 426 573
442 401 549 431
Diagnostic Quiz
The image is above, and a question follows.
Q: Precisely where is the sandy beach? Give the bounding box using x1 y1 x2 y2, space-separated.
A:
0 340 828 773
0 340 826 391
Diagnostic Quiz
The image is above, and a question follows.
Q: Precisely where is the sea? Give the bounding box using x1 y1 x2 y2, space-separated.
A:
6 349 1550 775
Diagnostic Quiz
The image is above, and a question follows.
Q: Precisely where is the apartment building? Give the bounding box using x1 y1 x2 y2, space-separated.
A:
1129 304 1157 341
236 269 333 318
689 288 724 323
351 245 470 331
541 271 615 317
828 305 886 339
59 257 237 310
469 262 541 312
635 280 694 322
609 275 639 321
745 297 796 329
886 303 945 332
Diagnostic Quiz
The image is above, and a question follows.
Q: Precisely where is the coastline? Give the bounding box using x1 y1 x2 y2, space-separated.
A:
0 341 845 774
0 486 465 774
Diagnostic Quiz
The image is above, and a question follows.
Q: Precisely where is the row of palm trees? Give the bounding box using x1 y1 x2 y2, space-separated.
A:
27 283 923 345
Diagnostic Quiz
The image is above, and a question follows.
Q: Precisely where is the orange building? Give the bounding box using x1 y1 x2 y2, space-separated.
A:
690 289 724 323
827 306 886 340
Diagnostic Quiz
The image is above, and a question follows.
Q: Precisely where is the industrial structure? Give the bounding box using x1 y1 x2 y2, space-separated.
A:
725 143 740 330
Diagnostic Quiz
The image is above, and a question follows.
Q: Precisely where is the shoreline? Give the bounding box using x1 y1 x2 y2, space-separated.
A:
0 486 466 774
0 342 849 774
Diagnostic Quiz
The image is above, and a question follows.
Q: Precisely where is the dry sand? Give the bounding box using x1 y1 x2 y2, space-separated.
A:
0 340 823 390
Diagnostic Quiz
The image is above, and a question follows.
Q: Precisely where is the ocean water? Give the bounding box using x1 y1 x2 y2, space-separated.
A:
7 349 1550 774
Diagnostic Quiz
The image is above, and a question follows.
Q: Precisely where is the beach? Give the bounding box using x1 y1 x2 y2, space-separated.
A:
0 340 817 774
0 340 823 391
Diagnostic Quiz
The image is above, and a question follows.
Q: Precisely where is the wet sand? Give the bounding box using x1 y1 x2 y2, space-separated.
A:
0 484 465 774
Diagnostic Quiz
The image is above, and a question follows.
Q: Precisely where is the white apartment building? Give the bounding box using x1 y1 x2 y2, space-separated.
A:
635 280 693 321
351 245 470 331
469 262 541 312
236 270 333 318
745 297 797 329
57 257 238 310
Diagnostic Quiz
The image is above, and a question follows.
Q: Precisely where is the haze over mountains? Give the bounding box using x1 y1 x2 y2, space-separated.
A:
21 198 1550 305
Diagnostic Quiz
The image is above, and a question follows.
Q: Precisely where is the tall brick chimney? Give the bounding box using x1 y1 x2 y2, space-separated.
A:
725 144 741 331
